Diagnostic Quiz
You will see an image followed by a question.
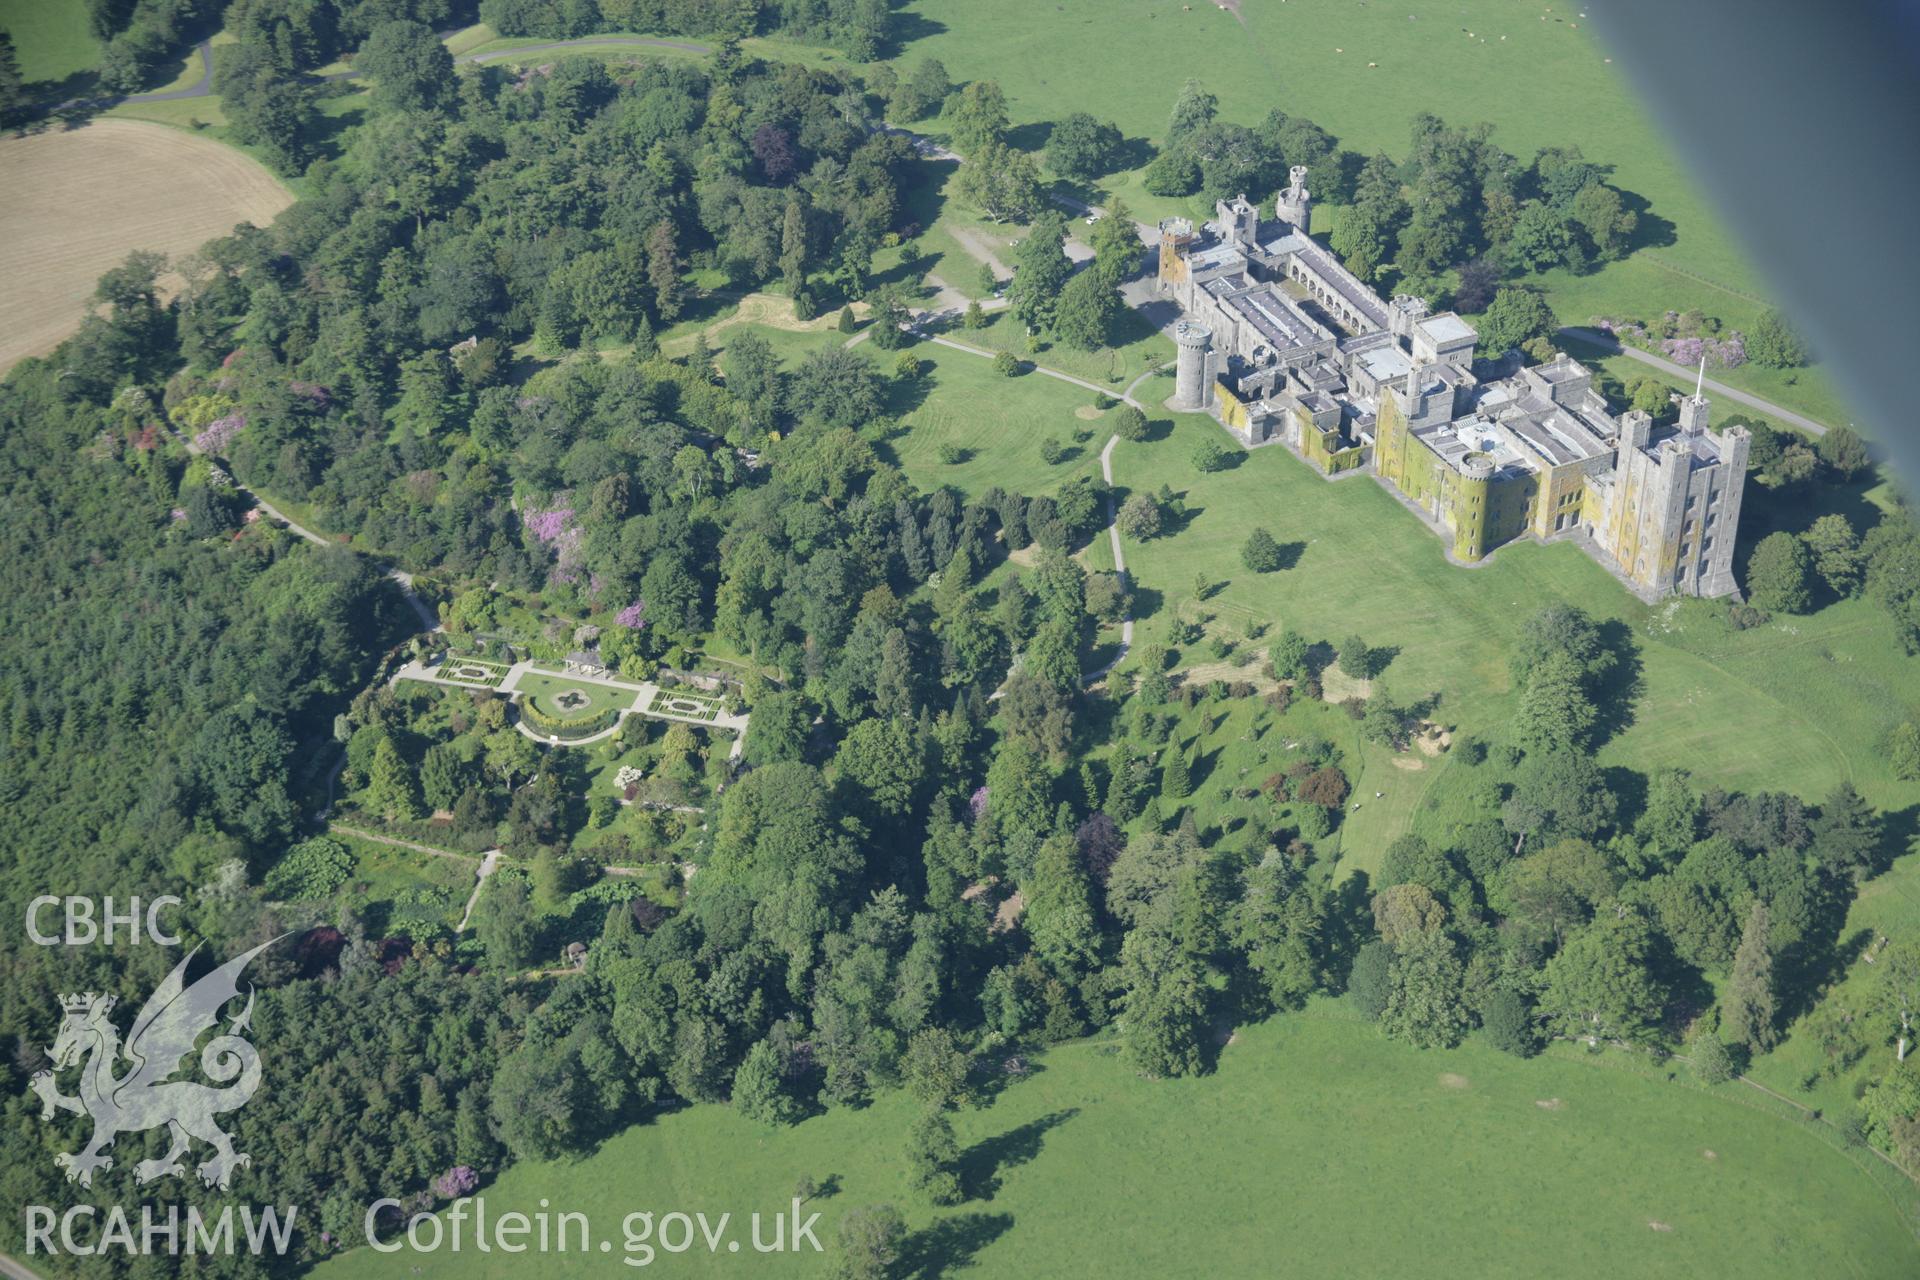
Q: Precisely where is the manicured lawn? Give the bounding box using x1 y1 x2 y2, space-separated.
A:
315 1010 1918 1278
1108 411 1920 857
936 306 1168 391
889 0 1857 429
517 670 638 721
443 23 499 57
885 338 1112 499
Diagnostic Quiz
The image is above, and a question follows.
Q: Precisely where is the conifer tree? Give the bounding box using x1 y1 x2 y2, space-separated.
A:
1161 745 1191 801
1723 902 1777 1053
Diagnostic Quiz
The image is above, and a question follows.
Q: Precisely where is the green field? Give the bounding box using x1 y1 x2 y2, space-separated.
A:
315 1010 1917 1278
0 0 100 86
1106 410 1920 864
892 0 1853 430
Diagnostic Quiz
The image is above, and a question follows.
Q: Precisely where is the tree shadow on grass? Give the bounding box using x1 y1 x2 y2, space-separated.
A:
897 1211 1015 1280
1622 188 1679 254
880 368 936 418
957 1108 1079 1201
1006 119 1053 152
1269 540 1307 570
1588 618 1645 749
1111 134 1157 174
1600 764 1651 837
798 1173 841 1203
307 90 369 162
1875 802 1920 879
1189 742 1224 792
1159 492 1202 535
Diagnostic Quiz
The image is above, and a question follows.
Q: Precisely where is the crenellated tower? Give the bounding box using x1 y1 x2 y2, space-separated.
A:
1275 165 1312 230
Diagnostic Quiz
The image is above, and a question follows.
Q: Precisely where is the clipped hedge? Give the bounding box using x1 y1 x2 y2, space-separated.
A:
519 701 618 740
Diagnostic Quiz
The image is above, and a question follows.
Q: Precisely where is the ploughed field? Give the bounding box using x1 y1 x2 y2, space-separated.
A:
0 119 292 373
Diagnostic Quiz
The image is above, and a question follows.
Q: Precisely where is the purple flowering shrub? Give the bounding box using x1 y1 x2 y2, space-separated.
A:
194 413 246 455
432 1166 478 1199
1660 335 1747 370
523 506 574 543
522 503 586 584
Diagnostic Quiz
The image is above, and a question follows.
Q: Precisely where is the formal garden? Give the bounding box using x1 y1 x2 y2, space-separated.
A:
515 667 637 740
645 684 724 722
437 656 510 688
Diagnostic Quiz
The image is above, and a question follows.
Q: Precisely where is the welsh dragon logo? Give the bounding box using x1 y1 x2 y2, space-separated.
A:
28 938 279 1191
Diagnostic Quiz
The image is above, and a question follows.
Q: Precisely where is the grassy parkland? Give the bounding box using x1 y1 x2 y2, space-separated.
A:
890 0 1852 430
317 1010 1919 1278
1105 406 1917 870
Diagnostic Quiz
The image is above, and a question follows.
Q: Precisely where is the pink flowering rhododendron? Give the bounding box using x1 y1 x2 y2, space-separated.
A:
195 413 246 455
1660 335 1747 371
432 1166 478 1199
617 599 647 628
523 507 575 543
969 786 989 825
522 503 585 585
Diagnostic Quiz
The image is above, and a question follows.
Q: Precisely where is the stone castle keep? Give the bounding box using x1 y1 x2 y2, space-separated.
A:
1157 168 1750 601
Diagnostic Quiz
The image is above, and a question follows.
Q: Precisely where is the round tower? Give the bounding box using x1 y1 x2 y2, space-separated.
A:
1171 321 1213 411
1453 455 1496 561
1276 165 1312 230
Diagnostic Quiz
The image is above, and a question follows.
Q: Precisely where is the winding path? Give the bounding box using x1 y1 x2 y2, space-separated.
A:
1087 433 1136 683
120 39 215 104
164 424 442 632
909 321 1152 689
457 850 502 932
245 491 442 632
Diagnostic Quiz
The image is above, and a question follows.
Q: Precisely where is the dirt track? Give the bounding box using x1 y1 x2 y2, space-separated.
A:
0 120 292 373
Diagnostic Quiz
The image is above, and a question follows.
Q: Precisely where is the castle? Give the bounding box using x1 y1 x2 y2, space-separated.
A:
1157 168 1750 601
